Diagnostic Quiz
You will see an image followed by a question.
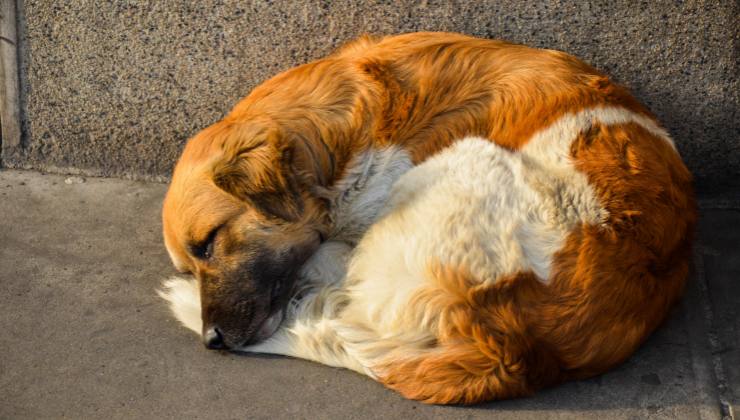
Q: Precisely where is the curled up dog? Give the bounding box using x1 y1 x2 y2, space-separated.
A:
158 33 696 404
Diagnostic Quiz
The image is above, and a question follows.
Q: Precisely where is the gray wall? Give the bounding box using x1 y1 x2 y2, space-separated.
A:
2 1 738 191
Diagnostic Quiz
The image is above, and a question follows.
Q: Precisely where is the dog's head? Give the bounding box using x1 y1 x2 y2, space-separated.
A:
163 120 330 349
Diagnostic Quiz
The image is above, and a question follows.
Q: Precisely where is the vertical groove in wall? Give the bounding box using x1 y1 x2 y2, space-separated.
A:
0 0 22 166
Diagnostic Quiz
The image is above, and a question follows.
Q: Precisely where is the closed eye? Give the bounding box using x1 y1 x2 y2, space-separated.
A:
189 226 221 260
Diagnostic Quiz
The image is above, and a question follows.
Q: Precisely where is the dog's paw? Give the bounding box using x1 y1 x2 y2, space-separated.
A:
158 276 202 335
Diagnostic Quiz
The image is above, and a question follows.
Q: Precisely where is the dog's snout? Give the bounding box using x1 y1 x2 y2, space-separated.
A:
203 326 226 350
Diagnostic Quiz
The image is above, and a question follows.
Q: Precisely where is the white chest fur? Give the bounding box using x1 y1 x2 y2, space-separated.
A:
326 146 414 245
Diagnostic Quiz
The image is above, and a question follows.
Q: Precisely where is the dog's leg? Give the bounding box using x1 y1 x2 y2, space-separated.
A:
240 240 375 376
239 287 372 376
160 241 374 375
156 273 369 375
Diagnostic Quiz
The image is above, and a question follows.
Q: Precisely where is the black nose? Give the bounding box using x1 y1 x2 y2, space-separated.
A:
203 326 225 350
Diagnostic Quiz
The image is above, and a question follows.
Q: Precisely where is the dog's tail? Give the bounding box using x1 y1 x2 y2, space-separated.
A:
373 266 561 405
158 276 203 335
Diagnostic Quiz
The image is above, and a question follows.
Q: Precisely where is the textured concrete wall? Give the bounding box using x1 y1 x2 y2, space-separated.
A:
3 1 738 191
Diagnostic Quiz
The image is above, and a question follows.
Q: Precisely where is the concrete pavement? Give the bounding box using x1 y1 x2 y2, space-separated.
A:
0 169 737 419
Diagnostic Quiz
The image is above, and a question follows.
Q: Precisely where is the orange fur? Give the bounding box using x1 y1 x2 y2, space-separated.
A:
376 122 695 404
377 268 558 404
163 32 696 404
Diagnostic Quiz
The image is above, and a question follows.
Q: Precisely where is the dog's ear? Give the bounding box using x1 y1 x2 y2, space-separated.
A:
211 130 304 221
212 139 286 198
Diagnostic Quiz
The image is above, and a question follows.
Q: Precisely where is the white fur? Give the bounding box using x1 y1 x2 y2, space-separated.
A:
325 146 414 244
159 105 672 380
237 133 605 375
158 277 202 334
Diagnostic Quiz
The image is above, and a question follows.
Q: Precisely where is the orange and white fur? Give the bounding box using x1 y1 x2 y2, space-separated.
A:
162 105 692 403
159 32 696 404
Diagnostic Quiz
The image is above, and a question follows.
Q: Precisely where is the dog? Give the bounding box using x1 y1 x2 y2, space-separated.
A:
160 32 695 404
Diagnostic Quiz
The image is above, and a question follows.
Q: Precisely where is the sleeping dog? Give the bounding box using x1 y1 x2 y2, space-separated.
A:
160 32 695 404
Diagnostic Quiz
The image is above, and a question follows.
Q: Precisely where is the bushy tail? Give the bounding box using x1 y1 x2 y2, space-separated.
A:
375 267 561 405
157 276 202 335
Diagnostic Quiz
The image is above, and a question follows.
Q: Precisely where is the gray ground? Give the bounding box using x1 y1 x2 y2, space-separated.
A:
0 169 738 419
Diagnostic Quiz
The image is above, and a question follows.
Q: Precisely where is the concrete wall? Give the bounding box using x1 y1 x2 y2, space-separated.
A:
2 1 738 191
